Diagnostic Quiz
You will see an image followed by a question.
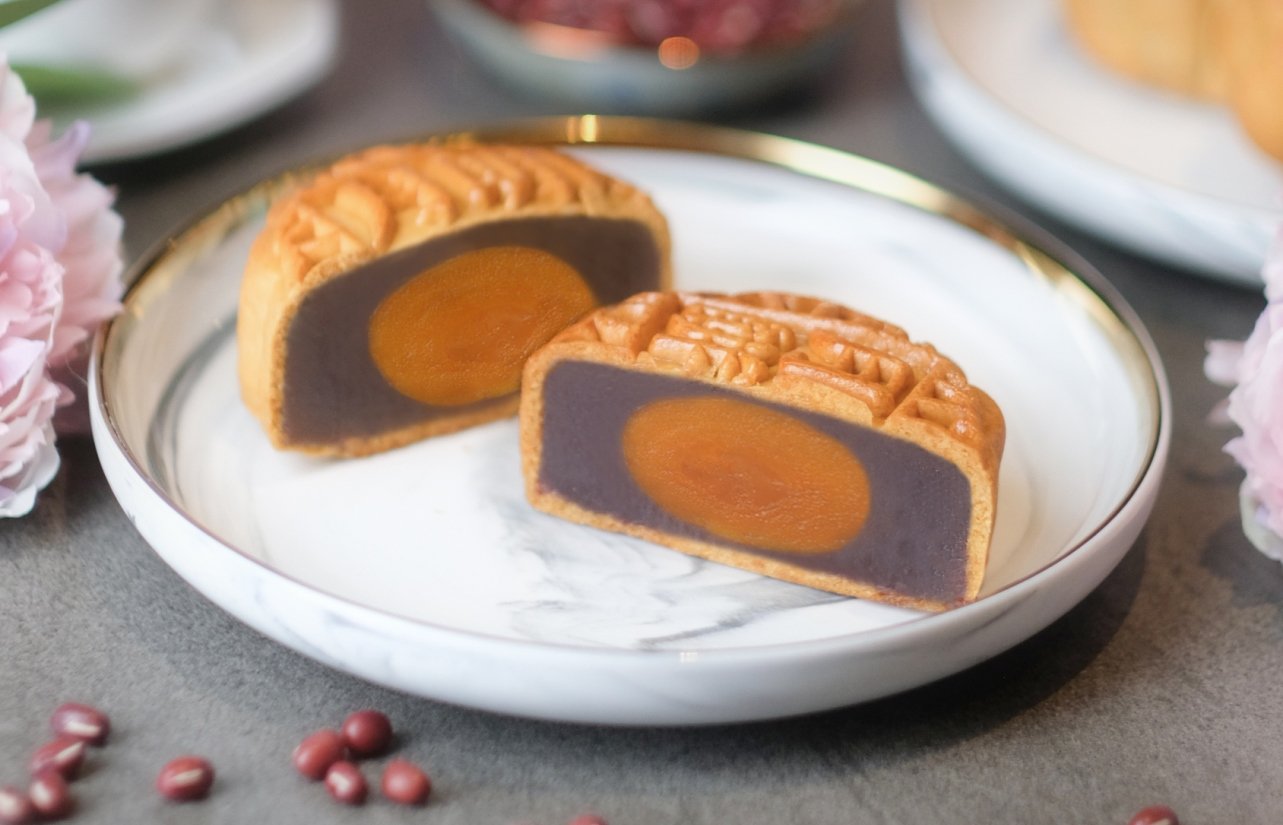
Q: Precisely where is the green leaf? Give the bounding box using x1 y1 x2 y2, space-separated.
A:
12 63 137 104
0 0 63 28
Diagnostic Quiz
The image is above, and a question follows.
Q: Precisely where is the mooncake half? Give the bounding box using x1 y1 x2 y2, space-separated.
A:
519 291 1005 611
238 143 671 456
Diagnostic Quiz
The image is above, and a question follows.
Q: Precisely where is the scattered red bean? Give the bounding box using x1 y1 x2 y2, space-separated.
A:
568 815 609 825
1129 805 1180 825
28 738 86 780
380 759 431 806
340 710 393 758
28 772 72 820
50 703 110 746
156 756 214 802
292 729 346 780
324 761 368 805
0 786 32 825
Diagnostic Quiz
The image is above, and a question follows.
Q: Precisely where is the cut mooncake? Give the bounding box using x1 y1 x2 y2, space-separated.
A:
519 291 1005 611
238 143 671 456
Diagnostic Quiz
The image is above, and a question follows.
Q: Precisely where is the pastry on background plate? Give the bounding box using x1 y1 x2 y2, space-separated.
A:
1062 0 1283 162
237 143 671 457
1212 0 1283 162
1062 0 1226 98
519 290 1005 612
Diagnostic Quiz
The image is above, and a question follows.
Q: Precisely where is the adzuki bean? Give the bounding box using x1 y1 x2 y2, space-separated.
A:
324 761 367 805
1129 805 1180 825
340 710 393 758
28 738 86 780
293 729 346 780
28 772 72 820
50 703 110 746
156 756 214 802
380 759 431 805
0 787 32 825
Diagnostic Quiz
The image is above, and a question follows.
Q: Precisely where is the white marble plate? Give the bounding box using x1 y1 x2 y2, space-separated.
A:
899 0 1283 286
91 121 1169 724
27 0 338 164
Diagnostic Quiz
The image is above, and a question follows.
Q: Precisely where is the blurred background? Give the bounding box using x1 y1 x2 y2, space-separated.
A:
10 0 1277 288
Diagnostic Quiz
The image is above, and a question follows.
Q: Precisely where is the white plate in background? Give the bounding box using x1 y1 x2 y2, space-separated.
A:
900 0 1283 286
30 0 338 164
91 121 1168 724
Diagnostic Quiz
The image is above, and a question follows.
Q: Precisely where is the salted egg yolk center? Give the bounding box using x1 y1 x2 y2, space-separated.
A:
368 246 596 407
621 396 870 553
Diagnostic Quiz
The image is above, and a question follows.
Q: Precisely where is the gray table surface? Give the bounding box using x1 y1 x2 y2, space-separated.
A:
2 1 1279 822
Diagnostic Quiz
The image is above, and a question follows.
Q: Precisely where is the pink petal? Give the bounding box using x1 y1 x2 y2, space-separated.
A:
0 63 34 145
0 336 46 393
1205 339 1244 386
27 119 122 368
1264 225 1283 304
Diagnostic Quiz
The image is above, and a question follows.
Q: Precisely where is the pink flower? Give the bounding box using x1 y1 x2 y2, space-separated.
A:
1207 227 1283 558
31 119 123 366
0 62 123 516
29 117 123 433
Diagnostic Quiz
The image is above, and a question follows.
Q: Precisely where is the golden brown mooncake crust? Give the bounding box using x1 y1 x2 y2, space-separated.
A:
237 143 672 456
1062 0 1283 161
1211 0 1283 161
520 291 1006 611
1062 0 1227 98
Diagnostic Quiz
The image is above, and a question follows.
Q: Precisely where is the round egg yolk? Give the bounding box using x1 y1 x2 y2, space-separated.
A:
621 396 870 553
368 246 595 407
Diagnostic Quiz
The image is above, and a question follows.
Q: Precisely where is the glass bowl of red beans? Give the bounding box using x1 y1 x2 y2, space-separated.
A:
431 0 860 114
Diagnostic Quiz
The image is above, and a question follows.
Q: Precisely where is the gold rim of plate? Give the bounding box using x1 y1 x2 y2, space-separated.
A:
95 115 1167 626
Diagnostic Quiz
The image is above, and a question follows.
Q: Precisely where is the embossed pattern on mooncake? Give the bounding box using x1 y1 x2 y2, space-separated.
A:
552 290 1003 477
259 145 649 284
